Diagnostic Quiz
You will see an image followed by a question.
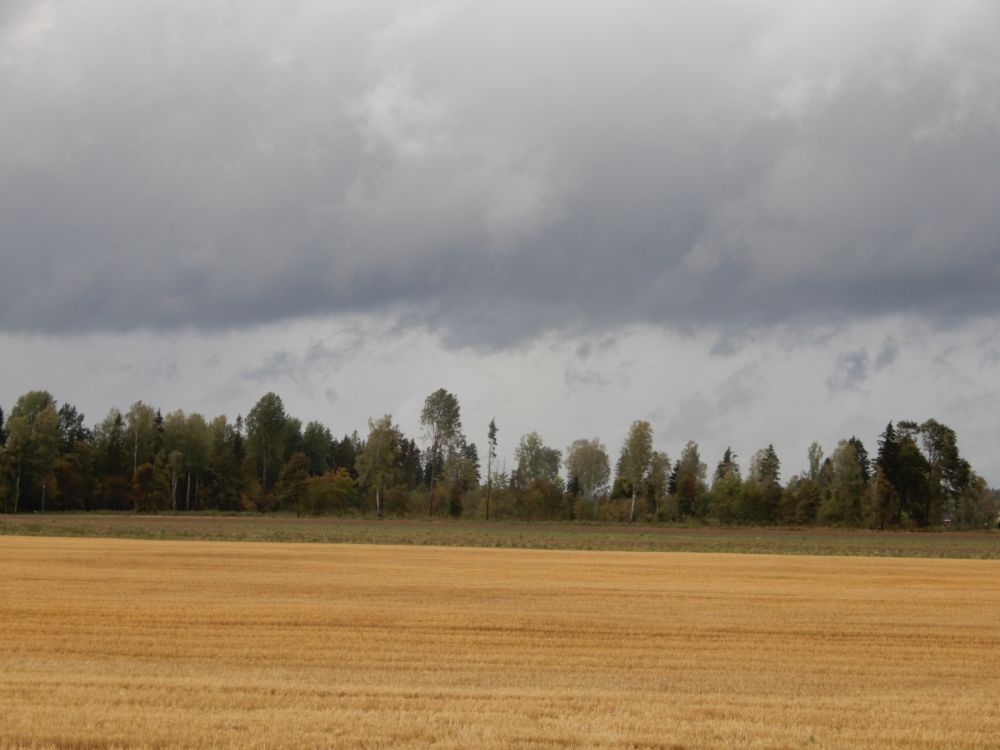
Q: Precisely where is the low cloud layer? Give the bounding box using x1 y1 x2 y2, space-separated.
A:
2 1 999 347
4 316 1000 481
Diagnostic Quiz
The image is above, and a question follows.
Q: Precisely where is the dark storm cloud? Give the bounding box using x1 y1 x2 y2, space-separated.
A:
2 1 999 347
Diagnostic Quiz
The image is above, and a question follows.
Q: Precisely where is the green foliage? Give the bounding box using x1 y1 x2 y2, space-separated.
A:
674 441 707 519
3 392 61 512
204 416 245 512
306 469 358 515
515 478 568 521
742 445 783 524
276 452 311 515
847 436 870 483
896 435 931 527
484 419 499 520
866 467 900 530
245 392 288 491
806 442 824 481
565 438 610 503
819 440 868 526
749 444 781 486
616 421 654 522
132 461 169 513
780 477 822 526
714 447 740 483
356 415 403 519
447 482 464 518
954 474 998 528
302 421 334 476
57 403 89 452
420 389 463 514
709 470 745 524
382 484 413 517
514 432 562 487
646 451 671 518
420 389 462 471
125 401 157 476
331 432 361 478
0 385 993 532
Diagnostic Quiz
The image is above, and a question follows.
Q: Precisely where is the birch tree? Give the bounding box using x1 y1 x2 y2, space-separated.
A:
420 389 462 515
617 421 653 523
356 415 402 519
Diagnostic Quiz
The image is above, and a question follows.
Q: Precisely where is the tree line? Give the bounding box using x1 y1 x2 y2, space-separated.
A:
1 388 997 528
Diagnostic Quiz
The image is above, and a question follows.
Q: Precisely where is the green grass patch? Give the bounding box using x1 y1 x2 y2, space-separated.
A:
1 513 998 558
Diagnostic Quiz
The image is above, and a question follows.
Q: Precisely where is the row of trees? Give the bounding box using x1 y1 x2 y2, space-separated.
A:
1 388 997 528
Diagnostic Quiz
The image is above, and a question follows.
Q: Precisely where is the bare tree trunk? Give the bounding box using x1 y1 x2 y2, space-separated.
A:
171 469 178 512
427 449 436 517
486 454 492 521
629 486 637 523
14 461 21 514
40 481 46 513
185 472 191 511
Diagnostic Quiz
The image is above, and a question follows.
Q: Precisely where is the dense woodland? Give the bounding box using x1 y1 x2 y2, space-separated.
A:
1 388 997 528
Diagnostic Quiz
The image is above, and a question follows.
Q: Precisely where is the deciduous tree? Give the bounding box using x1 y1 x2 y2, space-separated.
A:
356 415 403 519
819 440 867 526
276 452 311 515
565 438 611 504
4 392 60 513
57 403 89 452
420 389 462 515
515 432 561 486
617 421 653 523
673 440 707 519
245 392 288 492
125 401 157 477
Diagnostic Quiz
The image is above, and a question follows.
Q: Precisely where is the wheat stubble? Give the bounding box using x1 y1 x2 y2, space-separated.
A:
1 536 998 749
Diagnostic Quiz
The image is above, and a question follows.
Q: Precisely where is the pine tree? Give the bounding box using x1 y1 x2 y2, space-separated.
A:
714 447 740 482
876 422 902 524
486 418 498 520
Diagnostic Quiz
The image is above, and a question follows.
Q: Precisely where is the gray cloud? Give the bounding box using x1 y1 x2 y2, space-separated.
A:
828 349 871 392
2 1 999 348
564 364 628 393
239 351 296 383
874 338 900 369
667 362 762 441
827 337 900 391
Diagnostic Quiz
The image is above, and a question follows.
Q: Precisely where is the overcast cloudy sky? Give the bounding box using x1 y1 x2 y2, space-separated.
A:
2 1 999 482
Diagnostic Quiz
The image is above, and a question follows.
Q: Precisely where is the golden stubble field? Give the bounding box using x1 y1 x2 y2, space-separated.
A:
1 537 998 749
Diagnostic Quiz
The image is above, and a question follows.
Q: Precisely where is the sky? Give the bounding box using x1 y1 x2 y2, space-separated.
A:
2 0 999 482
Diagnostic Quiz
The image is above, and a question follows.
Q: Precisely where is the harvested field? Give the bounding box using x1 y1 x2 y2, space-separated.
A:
2 536 999 749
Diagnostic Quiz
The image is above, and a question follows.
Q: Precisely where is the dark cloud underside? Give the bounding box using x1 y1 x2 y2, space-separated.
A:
2 1 998 346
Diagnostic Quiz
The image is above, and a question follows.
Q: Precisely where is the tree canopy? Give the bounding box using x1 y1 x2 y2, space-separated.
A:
0 386 995 528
